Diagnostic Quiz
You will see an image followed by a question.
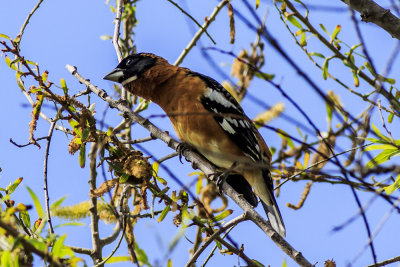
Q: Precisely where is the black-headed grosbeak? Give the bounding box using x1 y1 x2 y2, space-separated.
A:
104 53 286 237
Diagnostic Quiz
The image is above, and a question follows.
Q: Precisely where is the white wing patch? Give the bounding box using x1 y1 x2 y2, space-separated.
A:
204 87 240 111
220 119 236 134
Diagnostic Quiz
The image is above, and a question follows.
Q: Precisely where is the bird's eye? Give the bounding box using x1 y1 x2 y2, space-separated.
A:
125 59 132 66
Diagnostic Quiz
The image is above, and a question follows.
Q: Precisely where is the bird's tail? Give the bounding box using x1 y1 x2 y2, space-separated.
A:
261 194 286 237
255 170 286 237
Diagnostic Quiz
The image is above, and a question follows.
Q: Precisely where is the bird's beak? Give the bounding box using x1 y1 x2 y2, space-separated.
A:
103 68 124 82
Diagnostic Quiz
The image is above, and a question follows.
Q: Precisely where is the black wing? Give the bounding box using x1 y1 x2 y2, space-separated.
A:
189 71 262 162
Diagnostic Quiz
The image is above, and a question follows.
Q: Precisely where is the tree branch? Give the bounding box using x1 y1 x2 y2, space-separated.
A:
186 213 249 267
174 0 229 66
43 121 56 234
341 0 400 40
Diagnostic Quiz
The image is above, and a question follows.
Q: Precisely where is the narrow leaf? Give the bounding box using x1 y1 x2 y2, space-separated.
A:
158 205 171 223
0 33 10 39
322 58 329 80
384 174 400 194
330 25 341 43
287 15 302 29
309 52 325 58
6 177 23 195
26 186 45 218
79 144 86 168
319 23 330 36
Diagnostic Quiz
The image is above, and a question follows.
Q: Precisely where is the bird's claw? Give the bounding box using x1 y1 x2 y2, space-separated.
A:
177 142 192 164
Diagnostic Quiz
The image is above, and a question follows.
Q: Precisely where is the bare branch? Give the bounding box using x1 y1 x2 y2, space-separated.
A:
186 213 249 267
341 0 400 40
174 0 229 66
43 121 56 234
17 0 44 44
88 142 102 265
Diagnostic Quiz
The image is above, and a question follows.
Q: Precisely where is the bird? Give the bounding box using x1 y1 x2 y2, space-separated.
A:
104 53 286 237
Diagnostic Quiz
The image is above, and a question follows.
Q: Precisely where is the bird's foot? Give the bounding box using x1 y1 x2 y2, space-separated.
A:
207 169 232 194
176 142 192 164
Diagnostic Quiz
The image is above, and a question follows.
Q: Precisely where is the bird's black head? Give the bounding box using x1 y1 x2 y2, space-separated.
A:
103 53 158 85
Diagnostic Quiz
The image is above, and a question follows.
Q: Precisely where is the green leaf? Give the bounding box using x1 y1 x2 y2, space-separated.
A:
364 144 397 152
322 58 329 80
54 222 85 228
167 259 173 267
352 71 359 87
212 209 233 222
60 78 68 95
277 129 295 149
52 234 67 257
5 56 17 71
6 177 23 195
384 77 396 84
331 25 341 43
103 256 131 263
135 242 150 265
50 196 67 210
79 144 86 168
152 161 159 176
81 127 90 141
300 32 306 47
287 15 302 29
19 210 31 229
119 173 130 183
69 119 81 137
384 174 400 194
26 186 45 218
157 205 170 223
326 101 333 126
365 149 400 168
1 251 12 267
100 35 112 40
254 71 275 81
0 33 10 39
371 123 391 143
308 52 325 58
388 112 394 123
364 62 375 75
319 23 330 36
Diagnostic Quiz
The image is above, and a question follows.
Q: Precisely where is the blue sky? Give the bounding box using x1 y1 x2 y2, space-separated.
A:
1 0 400 266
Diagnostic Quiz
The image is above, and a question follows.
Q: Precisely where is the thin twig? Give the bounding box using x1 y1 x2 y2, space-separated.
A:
95 217 126 266
275 143 372 190
17 0 44 44
186 213 249 267
88 142 102 265
100 220 122 247
174 0 228 66
43 121 56 234
167 0 216 46
9 136 49 148
113 0 126 101
352 197 400 265
377 100 395 143
365 255 400 267
120 136 156 144
201 224 235 267
68 245 93 255
156 152 178 163
113 0 124 62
